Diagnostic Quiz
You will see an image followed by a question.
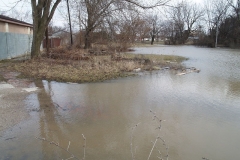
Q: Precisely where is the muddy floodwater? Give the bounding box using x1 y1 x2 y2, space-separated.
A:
1 45 240 160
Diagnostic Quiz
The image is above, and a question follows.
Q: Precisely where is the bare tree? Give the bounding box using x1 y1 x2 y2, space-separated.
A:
204 0 230 47
55 0 78 46
164 1 204 44
147 14 162 45
81 0 116 49
137 18 151 42
118 8 146 43
183 1 204 41
66 0 73 45
160 20 178 44
124 0 171 9
74 0 171 49
167 2 186 44
227 0 240 20
215 0 240 47
31 0 62 58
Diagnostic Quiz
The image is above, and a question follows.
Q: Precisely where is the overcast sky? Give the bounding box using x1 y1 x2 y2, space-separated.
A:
0 0 205 13
0 0 205 26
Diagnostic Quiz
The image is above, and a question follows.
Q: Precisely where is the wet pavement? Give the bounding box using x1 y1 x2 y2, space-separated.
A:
0 71 38 135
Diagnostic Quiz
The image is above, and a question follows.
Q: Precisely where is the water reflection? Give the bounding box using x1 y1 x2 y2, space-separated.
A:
0 46 240 160
35 80 64 159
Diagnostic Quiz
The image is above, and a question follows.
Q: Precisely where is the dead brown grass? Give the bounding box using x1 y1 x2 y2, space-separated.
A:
7 58 127 83
2 47 187 83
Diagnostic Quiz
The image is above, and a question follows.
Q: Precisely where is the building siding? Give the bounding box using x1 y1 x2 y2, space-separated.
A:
0 32 7 60
0 32 32 60
43 37 61 48
8 23 32 34
0 23 5 32
0 19 33 60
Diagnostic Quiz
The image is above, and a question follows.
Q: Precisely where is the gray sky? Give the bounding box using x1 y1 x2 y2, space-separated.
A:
0 0 205 26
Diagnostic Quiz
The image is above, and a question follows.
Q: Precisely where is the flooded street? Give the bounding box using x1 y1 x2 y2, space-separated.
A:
1 45 240 160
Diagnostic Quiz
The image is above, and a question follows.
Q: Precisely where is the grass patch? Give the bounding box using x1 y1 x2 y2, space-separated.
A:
7 57 137 83
3 48 188 83
0 61 13 81
0 74 5 81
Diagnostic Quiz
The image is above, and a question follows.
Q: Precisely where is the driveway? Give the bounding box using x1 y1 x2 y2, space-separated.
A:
0 71 38 135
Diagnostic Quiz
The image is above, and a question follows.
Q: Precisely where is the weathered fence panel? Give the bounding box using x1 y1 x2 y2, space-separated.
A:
0 32 32 60
0 32 7 60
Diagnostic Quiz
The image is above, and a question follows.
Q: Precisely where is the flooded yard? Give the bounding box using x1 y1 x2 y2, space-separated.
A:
1 45 240 160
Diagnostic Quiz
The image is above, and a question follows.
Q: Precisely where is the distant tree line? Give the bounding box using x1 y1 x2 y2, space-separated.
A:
197 0 240 48
58 0 240 48
2 0 240 58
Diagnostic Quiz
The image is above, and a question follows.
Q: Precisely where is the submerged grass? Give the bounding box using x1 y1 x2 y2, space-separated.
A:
1 49 187 83
123 53 188 63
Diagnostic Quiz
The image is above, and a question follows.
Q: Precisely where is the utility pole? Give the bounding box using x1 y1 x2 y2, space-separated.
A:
78 3 82 46
238 0 240 20
66 0 73 45
215 22 218 48
45 26 50 54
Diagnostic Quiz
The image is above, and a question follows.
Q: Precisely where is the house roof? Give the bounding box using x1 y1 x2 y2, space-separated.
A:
0 15 33 28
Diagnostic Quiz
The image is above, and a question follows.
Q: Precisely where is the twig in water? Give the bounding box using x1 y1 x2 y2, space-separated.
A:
82 134 86 160
65 156 75 160
148 110 169 160
5 137 16 141
147 136 160 160
36 137 80 160
67 141 71 151
131 123 140 160
157 149 163 159
159 137 169 160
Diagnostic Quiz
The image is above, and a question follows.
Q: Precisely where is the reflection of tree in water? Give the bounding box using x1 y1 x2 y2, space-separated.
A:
35 80 79 159
33 80 169 159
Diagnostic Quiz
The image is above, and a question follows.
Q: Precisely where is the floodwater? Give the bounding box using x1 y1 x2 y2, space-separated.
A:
1 45 240 160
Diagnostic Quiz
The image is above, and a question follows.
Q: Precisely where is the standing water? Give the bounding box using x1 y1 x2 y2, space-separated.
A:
1 45 240 160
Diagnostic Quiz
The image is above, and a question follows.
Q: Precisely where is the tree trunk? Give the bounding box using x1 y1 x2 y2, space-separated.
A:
31 41 42 58
66 0 73 45
215 23 219 48
84 35 91 49
31 18 45 58
31 32 44 58
84 29 92 49
30 0 61 58
151 35 155 45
